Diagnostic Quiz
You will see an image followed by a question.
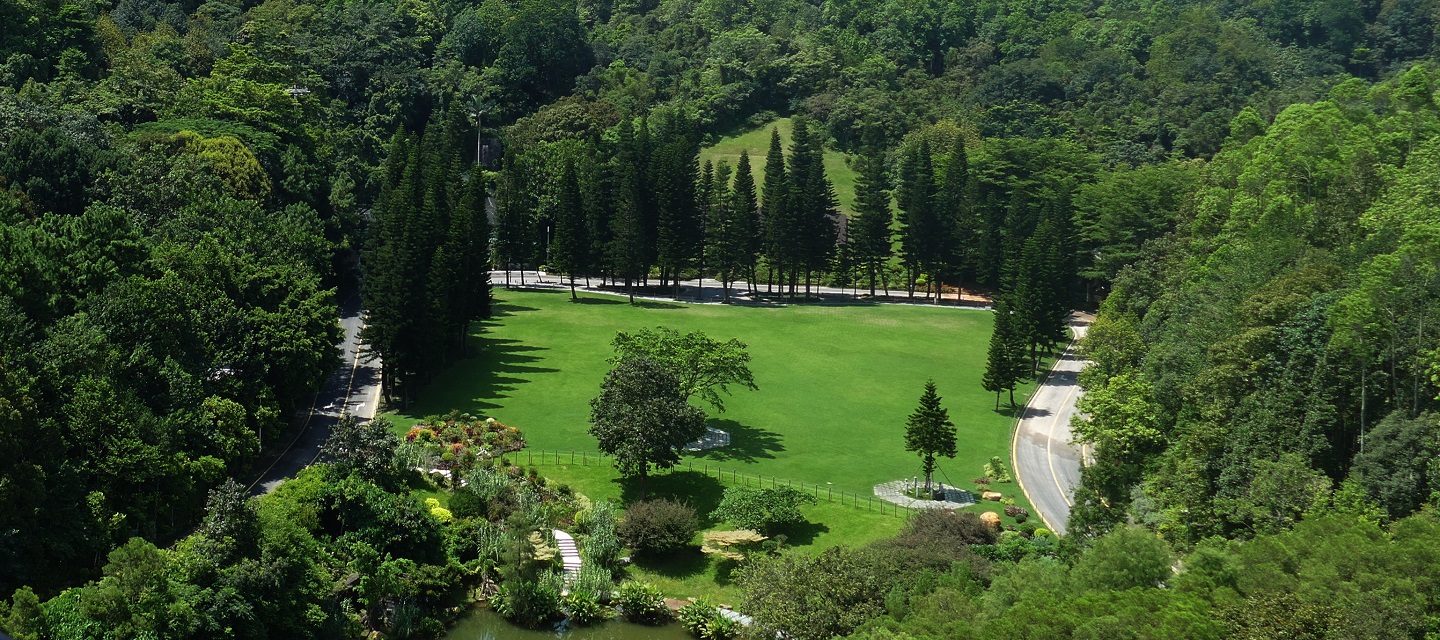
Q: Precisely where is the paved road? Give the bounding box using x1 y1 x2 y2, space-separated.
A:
490 270 993 308
1011 313 1092 535
246 286 382 495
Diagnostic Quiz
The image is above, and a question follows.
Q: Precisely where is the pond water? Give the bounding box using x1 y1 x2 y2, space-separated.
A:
444 609 693 640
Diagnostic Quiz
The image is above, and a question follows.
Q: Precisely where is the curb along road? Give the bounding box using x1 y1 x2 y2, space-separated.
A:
1010 313 1092 536
246 289 383 495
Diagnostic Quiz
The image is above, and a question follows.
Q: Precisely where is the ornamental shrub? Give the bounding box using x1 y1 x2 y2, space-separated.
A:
679 599 716 636
618 499 697 555
563 590 611 626
492 579 562 628
709 487 816 533
678 598 739 639
615 581 670 624
449 489 483 520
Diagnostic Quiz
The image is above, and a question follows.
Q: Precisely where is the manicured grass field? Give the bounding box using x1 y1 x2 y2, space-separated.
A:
392 287 1049 599
699 117 859 216
394 288 1040 502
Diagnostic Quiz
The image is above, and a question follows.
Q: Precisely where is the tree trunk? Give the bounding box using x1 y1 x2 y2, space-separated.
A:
627 277 635 304
569 274 577 300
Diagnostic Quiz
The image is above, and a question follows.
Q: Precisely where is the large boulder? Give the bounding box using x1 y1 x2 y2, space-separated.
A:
979 511 1002 529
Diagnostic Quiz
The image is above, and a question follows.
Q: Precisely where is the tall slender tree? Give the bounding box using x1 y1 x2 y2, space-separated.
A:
936 137 970 301
898 140 944 301
760 127 789 295
609 118 650 303
905 380 957 496
550 158 589 300
982 296 1030 409
494 152 536 287
850 153 893 297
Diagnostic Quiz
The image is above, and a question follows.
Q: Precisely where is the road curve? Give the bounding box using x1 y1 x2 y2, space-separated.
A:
246 286 382 495
1011 313 1092 536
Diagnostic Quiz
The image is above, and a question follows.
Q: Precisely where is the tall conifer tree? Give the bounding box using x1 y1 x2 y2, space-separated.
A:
730 151 761 298
905 380 957 495
851 153 893 297
761 127 789 295
609 119 649 303
551 159 589 300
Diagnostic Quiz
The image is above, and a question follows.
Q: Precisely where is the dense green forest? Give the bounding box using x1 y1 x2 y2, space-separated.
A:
4 0 1440 635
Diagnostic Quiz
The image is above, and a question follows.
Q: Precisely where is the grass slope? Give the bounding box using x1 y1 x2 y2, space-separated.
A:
396 289 1039 501
700 117 859 216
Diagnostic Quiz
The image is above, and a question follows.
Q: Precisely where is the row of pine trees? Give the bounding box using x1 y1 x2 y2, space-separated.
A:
363 110 494 404
362 108 1078 405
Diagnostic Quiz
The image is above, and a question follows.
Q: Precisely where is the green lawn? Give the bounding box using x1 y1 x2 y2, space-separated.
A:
394 288 1040 503
393 288 1048 599
699 117 859 216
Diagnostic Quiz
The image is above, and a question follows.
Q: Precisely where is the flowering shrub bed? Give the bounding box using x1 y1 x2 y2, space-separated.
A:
403 411 526 469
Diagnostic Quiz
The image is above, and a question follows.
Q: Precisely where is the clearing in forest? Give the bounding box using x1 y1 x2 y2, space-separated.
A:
699 117 860 216
394 288 1041 500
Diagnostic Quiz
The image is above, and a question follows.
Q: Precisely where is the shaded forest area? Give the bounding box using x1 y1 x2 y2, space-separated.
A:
3 0 1440 636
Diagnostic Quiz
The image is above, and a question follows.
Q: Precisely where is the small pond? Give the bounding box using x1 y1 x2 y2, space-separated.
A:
444 608 693 640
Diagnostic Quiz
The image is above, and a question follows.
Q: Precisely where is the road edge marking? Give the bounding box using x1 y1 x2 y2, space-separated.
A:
1011 321 1081 535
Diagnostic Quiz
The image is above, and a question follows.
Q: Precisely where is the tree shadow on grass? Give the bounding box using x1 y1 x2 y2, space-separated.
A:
691 418 784 463
402 336 558 418
774 520 830 547
487 302 541 319
629 546 713 581
616 470 727 523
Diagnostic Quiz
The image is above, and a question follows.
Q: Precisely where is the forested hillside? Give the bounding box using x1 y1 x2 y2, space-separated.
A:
3 0 1440 636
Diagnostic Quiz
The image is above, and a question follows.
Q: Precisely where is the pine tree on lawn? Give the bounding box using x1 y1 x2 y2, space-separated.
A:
610 118 650 303
550 158 589 300
851 152 893 297
761 127 789 295
936 136 970 299
905 380 957 496
982 296 1030 409
731 150 761 295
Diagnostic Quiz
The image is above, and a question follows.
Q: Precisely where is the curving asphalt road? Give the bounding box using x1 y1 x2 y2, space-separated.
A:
1011 313 1092 536
245 286 382 495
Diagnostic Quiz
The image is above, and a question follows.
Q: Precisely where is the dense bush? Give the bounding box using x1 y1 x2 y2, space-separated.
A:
615 580 670 624
492 578 563 628
895 509 998 547
562 590 611 626
618 499 697 555
679 598 741 640
709 487 816 533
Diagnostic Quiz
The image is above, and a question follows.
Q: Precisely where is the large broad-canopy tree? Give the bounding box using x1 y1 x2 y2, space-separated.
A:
588 355 707 498
611 326 758 413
